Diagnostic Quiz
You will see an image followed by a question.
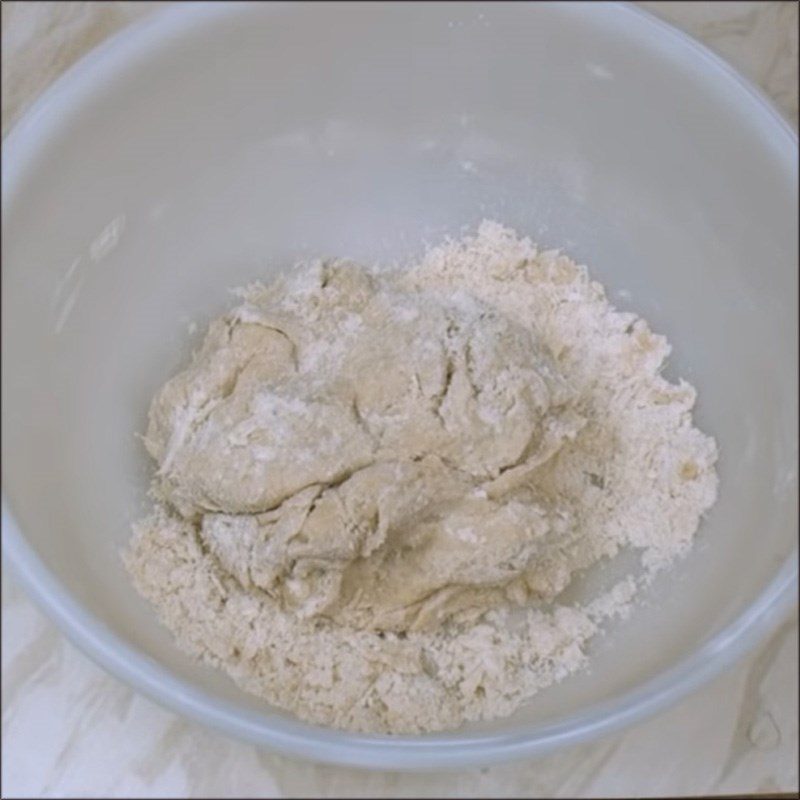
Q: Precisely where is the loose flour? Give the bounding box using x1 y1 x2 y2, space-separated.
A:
125 221 718 733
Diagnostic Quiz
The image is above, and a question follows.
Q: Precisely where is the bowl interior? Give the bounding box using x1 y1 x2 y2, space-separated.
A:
2 2 797 754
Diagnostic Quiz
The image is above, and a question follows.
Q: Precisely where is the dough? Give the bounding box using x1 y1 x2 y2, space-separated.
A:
145 260 585 632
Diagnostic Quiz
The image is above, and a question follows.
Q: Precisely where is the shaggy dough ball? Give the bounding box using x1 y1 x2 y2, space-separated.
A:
145 260 585 631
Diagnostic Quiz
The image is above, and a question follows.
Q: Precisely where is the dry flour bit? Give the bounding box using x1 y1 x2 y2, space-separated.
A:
125 221 718 734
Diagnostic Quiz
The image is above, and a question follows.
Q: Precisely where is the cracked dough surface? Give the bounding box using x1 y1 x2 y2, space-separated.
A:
126 222 718 733
146 261 584 633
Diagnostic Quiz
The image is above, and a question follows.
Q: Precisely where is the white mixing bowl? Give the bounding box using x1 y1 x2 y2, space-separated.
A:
2 2 797 770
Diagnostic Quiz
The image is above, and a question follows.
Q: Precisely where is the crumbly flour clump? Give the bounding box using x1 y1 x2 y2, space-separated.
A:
125 221 718 733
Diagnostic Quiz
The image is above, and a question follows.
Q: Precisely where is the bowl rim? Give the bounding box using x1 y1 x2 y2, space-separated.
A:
2 0 798 770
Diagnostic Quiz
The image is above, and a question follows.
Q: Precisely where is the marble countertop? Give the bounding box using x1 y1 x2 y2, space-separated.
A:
2 2 797 797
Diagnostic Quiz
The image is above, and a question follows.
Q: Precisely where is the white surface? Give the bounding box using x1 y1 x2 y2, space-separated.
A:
2 1 798 795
